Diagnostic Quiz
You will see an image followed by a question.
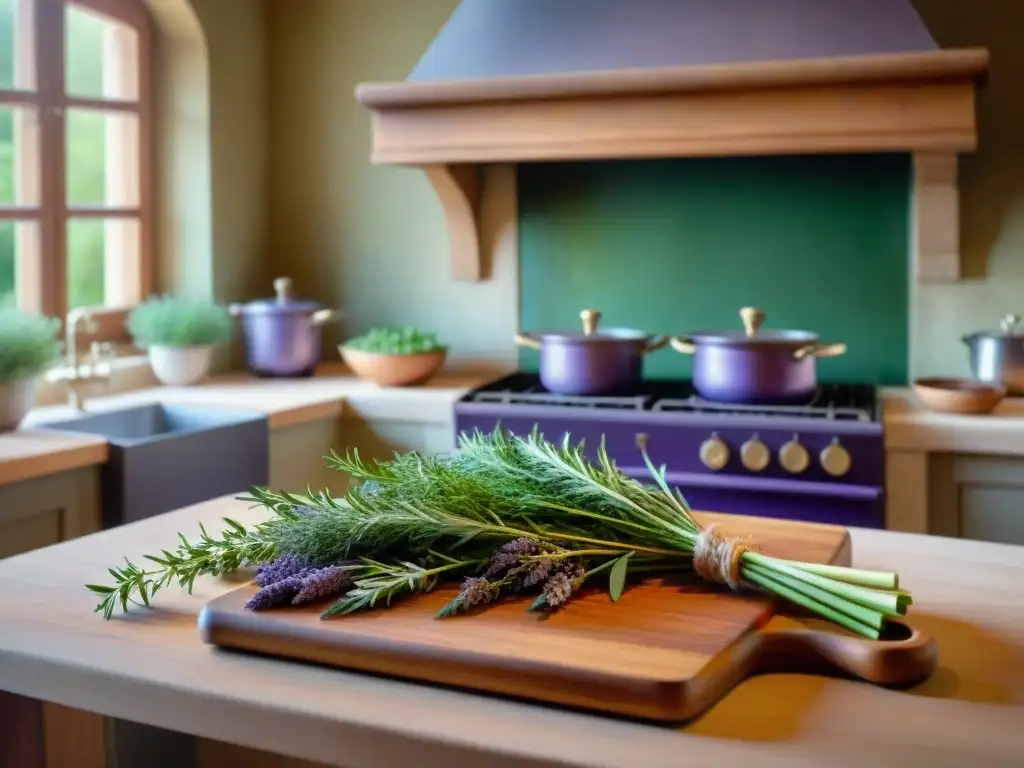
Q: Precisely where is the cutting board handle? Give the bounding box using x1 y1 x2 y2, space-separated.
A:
751 619 937 686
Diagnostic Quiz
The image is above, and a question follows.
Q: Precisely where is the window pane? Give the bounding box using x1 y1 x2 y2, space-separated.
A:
0 104 39 206
68 217 140 310
66 107 139 206
66 2 139 100
0 0 36 91
0 219 40 308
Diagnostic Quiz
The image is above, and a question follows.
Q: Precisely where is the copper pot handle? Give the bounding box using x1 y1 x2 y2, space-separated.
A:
794 342 847 360
643 336 669 355
669 337 696 355
514 333 542 350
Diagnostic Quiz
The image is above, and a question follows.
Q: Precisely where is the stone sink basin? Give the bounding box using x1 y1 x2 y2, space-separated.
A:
39 403 270 528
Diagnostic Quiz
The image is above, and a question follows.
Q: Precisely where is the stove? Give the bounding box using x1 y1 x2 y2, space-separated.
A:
455 374 885 529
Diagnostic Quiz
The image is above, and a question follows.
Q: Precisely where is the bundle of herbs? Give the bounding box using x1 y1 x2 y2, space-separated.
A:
89 429 911 639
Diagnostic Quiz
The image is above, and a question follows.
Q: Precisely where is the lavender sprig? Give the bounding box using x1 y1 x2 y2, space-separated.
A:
255 554 313 587
246 564 354 611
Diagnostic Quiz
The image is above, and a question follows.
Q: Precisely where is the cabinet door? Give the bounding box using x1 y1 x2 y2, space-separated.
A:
269 417 346 495
0 467 101 559
929 454 1024 546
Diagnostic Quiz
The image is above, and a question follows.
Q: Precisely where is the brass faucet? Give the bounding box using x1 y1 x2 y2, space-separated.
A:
51 308 117 410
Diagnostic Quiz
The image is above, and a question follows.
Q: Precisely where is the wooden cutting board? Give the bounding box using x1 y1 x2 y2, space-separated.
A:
198 512 936 722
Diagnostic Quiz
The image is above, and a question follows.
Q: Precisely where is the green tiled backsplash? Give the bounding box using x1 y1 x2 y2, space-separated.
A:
518 154 911 385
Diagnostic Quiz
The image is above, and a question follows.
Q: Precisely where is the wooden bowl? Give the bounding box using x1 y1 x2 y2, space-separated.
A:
912 377 1006 415
339 346 447 387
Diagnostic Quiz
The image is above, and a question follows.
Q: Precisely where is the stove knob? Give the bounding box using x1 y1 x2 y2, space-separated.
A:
740 435 770 472
699 434 729 471
779 436 810 475
820 438 852 478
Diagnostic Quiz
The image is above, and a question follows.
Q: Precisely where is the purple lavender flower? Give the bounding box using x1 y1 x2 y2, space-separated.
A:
245 575 304 611
483 538 540 579
483 552 519 579
255 554 313 587
541 572 575 608
521 557 554 587
292 566 353 605
500 538 537 556
459 576 496 608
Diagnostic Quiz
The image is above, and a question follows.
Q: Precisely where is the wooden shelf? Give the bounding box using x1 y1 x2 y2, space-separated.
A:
357 49 989 282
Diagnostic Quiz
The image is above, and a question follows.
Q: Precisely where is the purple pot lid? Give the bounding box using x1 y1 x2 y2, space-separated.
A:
538 327 653 344
685 307 819 347
530 309 653 344
687 328 819 345
234 277 324 316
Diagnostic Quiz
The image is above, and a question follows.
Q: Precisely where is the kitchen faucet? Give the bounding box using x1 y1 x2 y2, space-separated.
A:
51 308 117 410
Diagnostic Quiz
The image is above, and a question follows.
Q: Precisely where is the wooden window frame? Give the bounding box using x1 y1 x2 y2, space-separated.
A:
0 0 153 321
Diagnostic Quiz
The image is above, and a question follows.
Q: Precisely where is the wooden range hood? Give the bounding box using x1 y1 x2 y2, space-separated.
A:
355 0 989 284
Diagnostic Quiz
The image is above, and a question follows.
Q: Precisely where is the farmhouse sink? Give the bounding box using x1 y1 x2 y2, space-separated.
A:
39 403 269 527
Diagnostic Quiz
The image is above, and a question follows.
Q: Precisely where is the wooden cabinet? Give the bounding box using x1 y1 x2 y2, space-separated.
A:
269 417 346 496
930 454 1024 546
268 415 454 498
0 467 101 559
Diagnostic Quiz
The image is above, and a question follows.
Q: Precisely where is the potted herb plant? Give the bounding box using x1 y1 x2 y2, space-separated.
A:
340 326 448 386
0 302 62 431
127 295 233 386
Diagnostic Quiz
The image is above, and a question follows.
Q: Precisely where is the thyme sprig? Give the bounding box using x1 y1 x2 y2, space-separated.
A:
88 427 910 639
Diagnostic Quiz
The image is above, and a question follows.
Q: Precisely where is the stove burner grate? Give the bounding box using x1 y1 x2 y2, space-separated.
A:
460 374 878 422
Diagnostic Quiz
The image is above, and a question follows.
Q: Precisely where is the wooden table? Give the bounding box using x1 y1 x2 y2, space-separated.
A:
1 495 1022 768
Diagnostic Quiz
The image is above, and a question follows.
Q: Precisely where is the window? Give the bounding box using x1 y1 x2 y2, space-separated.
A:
0 0 151 318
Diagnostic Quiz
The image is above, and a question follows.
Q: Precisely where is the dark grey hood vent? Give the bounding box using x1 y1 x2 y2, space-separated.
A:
408 0 937 82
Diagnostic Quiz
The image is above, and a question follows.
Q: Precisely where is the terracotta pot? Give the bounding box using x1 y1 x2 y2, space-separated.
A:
340 347 446 387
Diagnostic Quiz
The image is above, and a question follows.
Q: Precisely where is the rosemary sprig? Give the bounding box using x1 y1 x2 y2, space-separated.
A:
321 557 482 618
86 519 278 619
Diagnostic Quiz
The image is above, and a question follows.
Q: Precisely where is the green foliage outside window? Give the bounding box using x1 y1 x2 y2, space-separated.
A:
0 4 109 310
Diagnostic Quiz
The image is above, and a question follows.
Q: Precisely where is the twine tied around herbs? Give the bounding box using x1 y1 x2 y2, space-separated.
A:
692 524 758 590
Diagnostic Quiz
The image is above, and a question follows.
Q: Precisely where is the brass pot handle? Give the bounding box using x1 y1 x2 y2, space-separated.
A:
580 309 601 336
643 336 669 355
311 308 338 327
739 307 765 338
514 333 542 350
670 337 696 355
794 342 848 360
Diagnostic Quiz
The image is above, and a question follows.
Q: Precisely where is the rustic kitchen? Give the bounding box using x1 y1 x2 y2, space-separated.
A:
1 0 1024 766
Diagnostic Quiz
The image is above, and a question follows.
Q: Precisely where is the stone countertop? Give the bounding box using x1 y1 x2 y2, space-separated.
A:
0 495 1021 767
0 365 499 486
881 386 1024 454
4 377 1024 489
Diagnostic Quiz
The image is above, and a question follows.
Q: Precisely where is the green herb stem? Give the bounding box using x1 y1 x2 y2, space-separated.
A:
742 566 880 640
743 562 886 632
748 553 899 590
747 555 905 617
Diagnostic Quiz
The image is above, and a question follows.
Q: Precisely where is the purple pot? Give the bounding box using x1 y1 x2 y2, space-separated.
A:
230 278 338 378
515 309 667 396
670 307 847 404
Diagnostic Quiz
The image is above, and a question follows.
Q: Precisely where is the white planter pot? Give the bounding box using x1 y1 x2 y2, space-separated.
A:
148 345 214 386
0 377 37 432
